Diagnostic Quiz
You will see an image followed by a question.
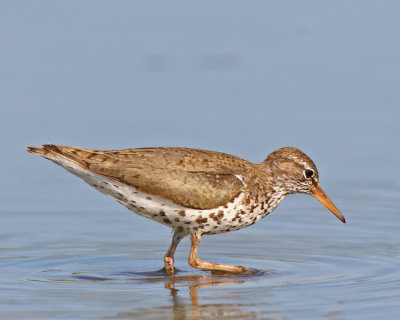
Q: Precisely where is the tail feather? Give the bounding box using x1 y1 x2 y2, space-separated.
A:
27 146 50 157
27 144 88 168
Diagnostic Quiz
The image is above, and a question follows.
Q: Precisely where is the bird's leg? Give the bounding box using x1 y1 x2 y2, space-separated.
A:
188 233 248 274
164 230 185 276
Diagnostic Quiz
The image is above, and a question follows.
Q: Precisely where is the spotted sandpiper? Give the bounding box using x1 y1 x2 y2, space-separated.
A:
27 145 345 275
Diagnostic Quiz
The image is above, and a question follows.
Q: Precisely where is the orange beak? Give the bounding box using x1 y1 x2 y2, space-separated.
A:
311 185 345 223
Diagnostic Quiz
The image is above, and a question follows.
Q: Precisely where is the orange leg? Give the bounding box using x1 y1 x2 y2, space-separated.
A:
164 230 186 276
188 233 248 274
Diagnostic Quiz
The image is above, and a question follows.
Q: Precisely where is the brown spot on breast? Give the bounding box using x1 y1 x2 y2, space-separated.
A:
159 210 166 216
174 217 180 222
223 204 228 209
177 226 184 233
217 211 224 218
146 196 152 200
163 218 171 224
209 212 215 218
195 216 208 224
178 210 186 217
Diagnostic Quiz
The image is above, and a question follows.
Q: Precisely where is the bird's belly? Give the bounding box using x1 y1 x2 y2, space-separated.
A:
57 159 273 235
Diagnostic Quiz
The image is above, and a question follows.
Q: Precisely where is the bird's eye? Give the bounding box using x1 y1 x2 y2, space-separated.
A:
304 169 314 179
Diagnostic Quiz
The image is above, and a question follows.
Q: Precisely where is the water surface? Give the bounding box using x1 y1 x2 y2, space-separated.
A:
1 179 399 319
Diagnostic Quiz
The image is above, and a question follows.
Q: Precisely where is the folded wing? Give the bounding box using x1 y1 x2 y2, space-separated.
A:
28 145 244 209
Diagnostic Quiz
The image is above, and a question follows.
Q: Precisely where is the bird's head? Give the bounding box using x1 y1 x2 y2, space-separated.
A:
264 147 345 223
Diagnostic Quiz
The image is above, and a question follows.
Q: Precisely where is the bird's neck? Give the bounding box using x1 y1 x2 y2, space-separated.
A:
243 166 288 215
257 161 297 195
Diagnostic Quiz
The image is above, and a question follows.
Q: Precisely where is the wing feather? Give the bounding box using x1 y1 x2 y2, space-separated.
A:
29 145 245 209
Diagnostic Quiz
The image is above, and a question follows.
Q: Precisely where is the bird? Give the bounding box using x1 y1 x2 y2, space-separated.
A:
27 144 345 275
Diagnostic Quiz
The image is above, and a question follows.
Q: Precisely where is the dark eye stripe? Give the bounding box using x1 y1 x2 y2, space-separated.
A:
304 169 314 179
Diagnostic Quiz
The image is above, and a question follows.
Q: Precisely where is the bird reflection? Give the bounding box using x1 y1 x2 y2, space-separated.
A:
115 270 265 319
165 274 258 319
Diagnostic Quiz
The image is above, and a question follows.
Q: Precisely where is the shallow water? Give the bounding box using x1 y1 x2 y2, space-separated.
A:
1 178 399 319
